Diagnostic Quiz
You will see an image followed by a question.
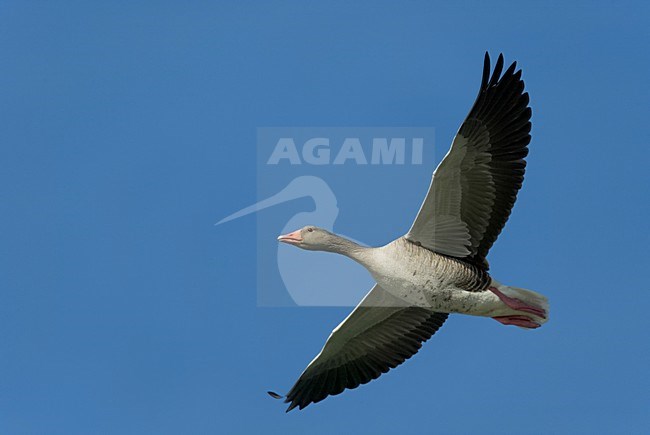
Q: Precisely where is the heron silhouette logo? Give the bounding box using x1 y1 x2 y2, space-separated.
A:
218 127 435 306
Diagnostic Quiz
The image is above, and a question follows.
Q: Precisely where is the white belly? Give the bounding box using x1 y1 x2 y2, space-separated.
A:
365 242 506 317
371 271 501 315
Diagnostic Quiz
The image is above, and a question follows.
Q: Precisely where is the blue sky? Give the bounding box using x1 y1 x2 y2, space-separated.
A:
1 1 649 433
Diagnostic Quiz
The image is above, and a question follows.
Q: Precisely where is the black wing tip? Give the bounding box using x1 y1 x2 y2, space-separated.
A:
481 52 491 89
268 390 301 412
483 52 523 88
504 60 517 78
489 54 505 86
285 401 300 412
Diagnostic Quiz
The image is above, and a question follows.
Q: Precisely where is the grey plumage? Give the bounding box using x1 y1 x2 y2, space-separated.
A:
272 53 547 412
406 53 532 269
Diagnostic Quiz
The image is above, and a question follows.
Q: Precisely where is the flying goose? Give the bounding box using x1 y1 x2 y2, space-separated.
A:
270 53 548 412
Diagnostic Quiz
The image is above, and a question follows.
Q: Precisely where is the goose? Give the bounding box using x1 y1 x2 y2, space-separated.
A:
269 53 548 412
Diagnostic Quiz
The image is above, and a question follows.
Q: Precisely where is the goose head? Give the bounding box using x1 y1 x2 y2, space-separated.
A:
277 226 340 251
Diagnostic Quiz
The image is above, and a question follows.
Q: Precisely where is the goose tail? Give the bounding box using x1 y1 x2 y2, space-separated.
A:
490 280 549 328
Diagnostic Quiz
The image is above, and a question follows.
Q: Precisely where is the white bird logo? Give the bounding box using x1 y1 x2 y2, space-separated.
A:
217 175 372 306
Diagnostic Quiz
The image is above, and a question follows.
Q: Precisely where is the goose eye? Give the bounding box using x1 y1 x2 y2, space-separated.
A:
307 228 314 232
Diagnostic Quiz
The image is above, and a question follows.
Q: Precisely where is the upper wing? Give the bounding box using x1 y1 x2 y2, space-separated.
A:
279 285 448 412
406 53 532 268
